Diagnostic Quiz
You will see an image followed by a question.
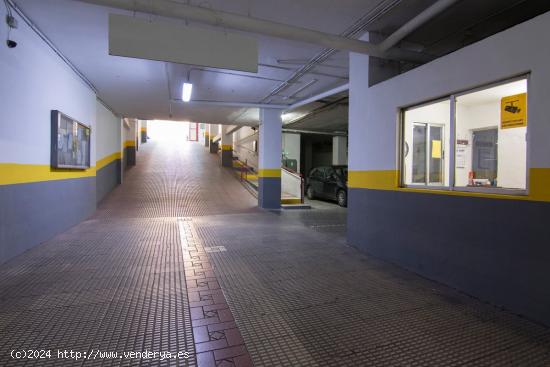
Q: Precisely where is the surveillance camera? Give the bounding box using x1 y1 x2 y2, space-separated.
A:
6 39 17 48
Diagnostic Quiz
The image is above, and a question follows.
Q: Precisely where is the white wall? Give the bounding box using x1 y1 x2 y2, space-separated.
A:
233 126 258 170
456 102 527 188
0 5 96 166
282 132 300 172
350 12 550 176
96 101 121 160
123 118 137 143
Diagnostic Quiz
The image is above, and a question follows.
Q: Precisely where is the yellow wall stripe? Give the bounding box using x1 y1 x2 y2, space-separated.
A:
124 140 136 148
0 163 96 186
258 169 281 178
96 151 122 171
140 127 147 132
0 152 123 185
349 170 398 191
221 144 232 151
349 169 550 203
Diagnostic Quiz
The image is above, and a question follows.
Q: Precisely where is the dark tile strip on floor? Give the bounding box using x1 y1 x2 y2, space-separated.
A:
178 218 253 367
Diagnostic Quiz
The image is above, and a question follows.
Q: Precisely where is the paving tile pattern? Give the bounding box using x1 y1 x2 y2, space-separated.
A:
178 218 252 367
2 138 550 366
0 141 258 366
190 212 550 366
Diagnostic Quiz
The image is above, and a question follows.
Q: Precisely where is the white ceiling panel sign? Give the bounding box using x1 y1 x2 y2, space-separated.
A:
108 14 258 72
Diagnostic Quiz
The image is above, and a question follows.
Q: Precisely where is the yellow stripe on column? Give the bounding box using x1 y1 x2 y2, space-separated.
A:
140 127 147 132
258 169 281 178
221 145 233 151
124 140 136 148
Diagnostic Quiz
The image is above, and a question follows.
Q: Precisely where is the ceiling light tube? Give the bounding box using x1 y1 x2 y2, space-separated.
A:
182 83 193 102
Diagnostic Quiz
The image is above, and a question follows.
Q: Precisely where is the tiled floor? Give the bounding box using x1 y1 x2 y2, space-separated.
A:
1 139 549 366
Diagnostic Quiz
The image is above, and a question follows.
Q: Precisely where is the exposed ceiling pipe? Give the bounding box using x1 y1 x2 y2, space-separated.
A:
172 99 288 109
258 0 417 104
287 83 349 111
78 0 387 57
283 128 347 136
259 63 348 80
378 0 461 52
284 79 318 101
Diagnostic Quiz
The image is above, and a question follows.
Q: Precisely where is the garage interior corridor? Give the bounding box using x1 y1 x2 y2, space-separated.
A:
1 138 549 366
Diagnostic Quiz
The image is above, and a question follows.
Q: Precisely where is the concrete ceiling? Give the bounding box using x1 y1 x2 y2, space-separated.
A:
11 0 550 128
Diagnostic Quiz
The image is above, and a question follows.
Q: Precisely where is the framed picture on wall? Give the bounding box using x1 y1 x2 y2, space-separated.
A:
51 110 91 169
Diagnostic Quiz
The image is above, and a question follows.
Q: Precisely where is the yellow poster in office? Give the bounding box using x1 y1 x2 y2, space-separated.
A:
431 140 442 159
501 93 527 129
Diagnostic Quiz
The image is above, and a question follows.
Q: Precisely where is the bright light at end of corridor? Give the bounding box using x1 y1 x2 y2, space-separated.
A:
182 83 193 102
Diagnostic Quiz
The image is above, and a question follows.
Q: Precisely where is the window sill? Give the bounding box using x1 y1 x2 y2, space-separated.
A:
400 185 528 199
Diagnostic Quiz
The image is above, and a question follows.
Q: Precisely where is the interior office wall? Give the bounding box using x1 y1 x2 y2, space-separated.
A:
232 127 258 171
348 12 550 326
96 101 122 202
456 102 527 189
0 4 96 263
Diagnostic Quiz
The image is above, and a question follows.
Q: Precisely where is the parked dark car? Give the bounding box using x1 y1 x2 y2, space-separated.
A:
305 166 348 207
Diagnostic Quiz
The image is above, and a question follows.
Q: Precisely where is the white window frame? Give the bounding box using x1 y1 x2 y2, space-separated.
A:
399 74 530 196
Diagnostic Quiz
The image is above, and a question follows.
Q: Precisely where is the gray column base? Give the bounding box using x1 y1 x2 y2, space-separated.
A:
222 150 233 167
258 177 281 209
141 131 147 143
96 158 122 203
125 146 136 167
209 141 218 153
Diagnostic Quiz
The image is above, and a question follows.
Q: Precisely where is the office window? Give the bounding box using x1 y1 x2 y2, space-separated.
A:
402 100 451 186
455 79 527 190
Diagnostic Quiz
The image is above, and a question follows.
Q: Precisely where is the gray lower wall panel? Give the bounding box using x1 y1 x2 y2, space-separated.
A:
96 159 121 203
222 150 233 167
347 188 550 326
125 146 136 167
0 177 96 264
258 177 281 209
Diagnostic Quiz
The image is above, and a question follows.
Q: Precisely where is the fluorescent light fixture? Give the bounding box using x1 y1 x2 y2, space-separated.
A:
182 83 193 102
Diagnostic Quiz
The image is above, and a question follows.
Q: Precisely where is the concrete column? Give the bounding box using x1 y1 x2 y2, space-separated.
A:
221 125 233 167
332 136 348 165
204 124 210 148
258 109 282 209
209 124 219 153
123 118 137 167
140 120 147 143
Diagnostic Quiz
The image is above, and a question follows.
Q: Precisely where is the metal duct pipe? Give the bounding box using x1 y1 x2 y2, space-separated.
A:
378 0 461 52
287 83 349 111
171 99 288 109
77 0 385 57
283 129 347 137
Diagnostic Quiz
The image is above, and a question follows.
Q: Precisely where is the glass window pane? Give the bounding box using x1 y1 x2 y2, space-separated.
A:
455 79 527 190
402 100 450 186
429 125 443 184
412 124 427 183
